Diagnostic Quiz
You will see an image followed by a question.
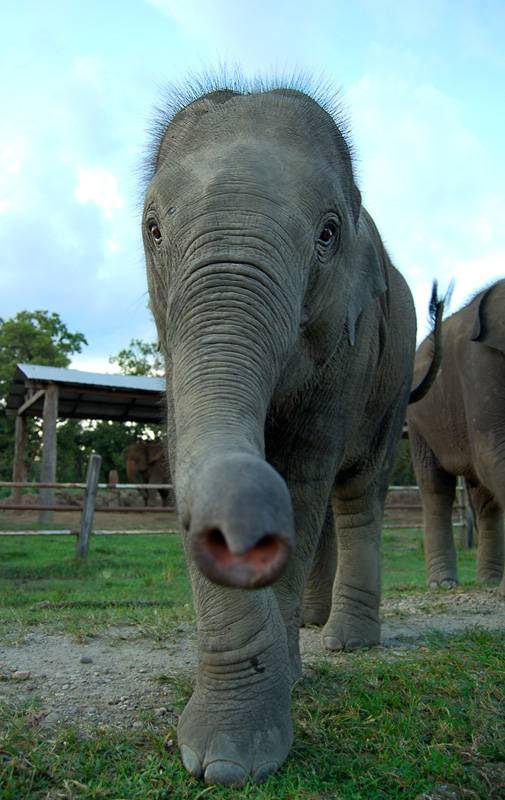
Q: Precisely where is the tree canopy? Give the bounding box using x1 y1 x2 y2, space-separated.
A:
0 310 87 400
108 338 163 377
0 311 88 483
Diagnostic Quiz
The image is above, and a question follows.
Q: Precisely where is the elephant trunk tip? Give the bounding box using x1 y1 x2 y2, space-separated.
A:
192 525 292 589
181 451 295 588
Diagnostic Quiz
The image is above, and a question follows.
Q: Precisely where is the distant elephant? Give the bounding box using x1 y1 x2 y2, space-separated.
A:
142 80 441 786
408 279 505 594
125 441 171 507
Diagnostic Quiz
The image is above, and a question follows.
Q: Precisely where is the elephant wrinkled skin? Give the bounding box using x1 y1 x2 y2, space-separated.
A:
408 280 505 594
142 82 421 786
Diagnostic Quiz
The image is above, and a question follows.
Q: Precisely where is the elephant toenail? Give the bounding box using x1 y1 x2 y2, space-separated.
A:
180 744 203 778
253 761 279 783
323 636 343 651
204 760 248 787
345 638 365 651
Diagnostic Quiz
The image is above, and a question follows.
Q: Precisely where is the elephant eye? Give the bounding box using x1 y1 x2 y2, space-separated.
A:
148 220 163 244
317 222 337 245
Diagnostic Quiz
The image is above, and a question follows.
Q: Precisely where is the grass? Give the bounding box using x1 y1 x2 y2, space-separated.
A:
1 525 503 799
0 534 192 642
381 527 478 592
2 629 504 799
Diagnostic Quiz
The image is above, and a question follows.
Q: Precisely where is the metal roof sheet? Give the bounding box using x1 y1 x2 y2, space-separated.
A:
5 364 166 424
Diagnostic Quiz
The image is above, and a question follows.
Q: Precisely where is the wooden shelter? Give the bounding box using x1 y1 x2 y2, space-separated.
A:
5 364 165 518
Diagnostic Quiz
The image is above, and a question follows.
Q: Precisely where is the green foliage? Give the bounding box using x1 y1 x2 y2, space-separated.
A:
390 438 416 486
0 310 87 398
109 338 163 376
80 419 164 481
0 311 88 482
92 339 165 480
0 310 166 483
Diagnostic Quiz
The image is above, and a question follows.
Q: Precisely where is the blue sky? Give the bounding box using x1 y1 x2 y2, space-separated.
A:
1 0 504 372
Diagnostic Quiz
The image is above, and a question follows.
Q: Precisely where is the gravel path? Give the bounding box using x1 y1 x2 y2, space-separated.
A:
1 588 504 733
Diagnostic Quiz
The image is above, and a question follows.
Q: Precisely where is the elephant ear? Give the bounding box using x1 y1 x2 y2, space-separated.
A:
469 282 505 355
346 214 387 345
147 445 164 464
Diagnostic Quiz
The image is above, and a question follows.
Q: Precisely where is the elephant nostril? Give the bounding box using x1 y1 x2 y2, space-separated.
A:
205 529 235 567
247 535 281 570
204 529 283 571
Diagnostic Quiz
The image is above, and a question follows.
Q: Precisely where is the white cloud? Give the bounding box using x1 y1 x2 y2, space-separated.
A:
74 166 124 215
346 73 505 305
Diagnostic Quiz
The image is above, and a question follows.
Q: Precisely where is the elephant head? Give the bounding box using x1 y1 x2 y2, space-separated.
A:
125 441 164 484
143 87 389 589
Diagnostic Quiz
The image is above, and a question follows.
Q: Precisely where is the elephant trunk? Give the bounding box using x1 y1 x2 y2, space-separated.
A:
126 458 139 485
168 262 297 588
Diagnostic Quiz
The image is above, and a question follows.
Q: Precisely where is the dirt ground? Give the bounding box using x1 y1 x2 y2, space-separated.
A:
1 490 504 735
1 588 505 735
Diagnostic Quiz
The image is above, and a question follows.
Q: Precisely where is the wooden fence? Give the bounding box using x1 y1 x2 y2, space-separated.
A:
0 454 473 557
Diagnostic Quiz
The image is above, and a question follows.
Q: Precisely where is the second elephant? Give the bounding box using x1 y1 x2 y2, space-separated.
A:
125 441 172 507
407 279 505 593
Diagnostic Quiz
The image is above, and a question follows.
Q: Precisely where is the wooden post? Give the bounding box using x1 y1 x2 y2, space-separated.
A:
39 384 59 524
461 477 475 549
76 454 102 558
12 414 27 504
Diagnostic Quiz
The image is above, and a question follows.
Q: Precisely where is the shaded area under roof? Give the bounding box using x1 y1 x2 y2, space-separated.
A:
6 364 166 424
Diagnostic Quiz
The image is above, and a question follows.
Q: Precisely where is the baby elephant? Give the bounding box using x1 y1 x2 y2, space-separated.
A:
408 279 505 593
142 79 439 786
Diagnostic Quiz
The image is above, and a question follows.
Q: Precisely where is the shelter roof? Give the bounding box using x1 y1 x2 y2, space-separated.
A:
5 364 165 424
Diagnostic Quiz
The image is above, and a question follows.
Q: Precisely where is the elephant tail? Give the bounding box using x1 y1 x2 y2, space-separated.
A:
408 281 446 404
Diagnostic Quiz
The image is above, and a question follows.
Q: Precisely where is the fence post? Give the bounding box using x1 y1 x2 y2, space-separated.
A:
460 477 475 549
76 454 102 558
39 384 59 524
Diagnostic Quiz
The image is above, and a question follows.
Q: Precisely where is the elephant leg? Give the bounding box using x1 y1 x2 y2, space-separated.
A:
410 429 458 588
422 480 459 588
321 482 382 651
177 570 293 787
272 477 334 679
300 501 337 626
470 486 504 583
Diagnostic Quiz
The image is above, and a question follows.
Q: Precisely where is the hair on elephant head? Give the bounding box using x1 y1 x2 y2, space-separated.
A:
141 74 441 786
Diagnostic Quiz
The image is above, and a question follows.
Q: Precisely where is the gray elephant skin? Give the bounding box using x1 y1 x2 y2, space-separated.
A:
125 441 171 507
142 81 426 786
408 279 505 594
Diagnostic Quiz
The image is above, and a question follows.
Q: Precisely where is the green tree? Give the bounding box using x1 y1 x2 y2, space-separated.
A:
0 311 87 482
390 438 416 486
84 339 165 482
0 310 87 398
108 338 163 376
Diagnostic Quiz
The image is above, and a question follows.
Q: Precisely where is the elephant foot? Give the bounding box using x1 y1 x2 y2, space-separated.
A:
428 578 459 589
321 595 380 651
300 602 331 627
177 676 293 786
426 564 459 590
476 569 503 585
426 569 459 590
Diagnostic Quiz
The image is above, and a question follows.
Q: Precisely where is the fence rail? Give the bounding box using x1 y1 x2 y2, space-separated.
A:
0 457 473 555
